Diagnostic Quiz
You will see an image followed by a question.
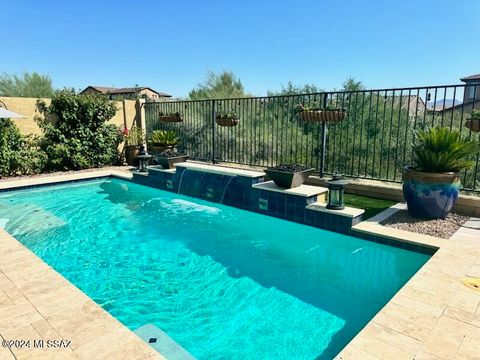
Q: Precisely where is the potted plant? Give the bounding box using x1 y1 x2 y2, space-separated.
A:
264 164 315 188
159 111 183 123
465 109 480 132
148 130 179 153
296 103 347 122
216 111 239 127
155 149 189 169
403 127 480 219
123 126 144 166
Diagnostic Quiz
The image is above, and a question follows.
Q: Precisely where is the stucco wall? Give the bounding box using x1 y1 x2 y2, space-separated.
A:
0 96 140 135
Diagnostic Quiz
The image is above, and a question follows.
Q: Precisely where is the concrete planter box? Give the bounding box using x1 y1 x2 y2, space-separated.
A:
156 155 190 169
264 168 315 188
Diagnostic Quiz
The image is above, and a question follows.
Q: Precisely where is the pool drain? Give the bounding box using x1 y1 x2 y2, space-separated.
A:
463 276 480 291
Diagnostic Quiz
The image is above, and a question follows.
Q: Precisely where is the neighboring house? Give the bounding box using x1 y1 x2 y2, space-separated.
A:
460 74 480 105
80 86 171 100
385 95 426 118
426 99 463 114
432 74 480 114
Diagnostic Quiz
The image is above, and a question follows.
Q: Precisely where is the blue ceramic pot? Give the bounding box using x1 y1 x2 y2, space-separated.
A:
402 167 460 219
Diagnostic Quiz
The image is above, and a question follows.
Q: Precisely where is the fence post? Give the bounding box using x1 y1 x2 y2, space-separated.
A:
319 93 328 178
136 98 147 150
211 99 216 164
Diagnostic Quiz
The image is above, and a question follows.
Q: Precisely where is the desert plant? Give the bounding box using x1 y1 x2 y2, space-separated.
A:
123 126 144 146
159 111 182 117
216 111 239 120
471 109 480 120
149 130 179 146
412 127 480 173
295 102 346 112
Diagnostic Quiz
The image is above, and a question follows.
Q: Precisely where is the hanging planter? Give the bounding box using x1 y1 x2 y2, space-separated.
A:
159 112 183 123
465 110 480 132
299 109 347 122
216 111 239 127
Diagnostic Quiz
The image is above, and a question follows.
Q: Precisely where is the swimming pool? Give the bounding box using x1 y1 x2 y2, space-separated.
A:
0 178 429 359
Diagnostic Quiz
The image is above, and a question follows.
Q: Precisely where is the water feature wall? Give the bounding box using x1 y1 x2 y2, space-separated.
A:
131 164 362 235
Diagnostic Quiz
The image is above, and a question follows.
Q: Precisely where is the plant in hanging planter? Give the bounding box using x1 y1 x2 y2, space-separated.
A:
216 111 239 127
296 102 347 122
155 149 189 169
158 111 183 123
122 126 145 166
148 130 179 153
465 109 480 132
264 164 315 189
403 126 480 219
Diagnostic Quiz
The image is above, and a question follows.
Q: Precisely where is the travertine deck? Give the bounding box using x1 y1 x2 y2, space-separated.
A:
0 169 162 359
0 168 479 359
337 204 480 360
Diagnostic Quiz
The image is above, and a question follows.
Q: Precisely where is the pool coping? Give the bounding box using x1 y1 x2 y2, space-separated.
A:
0 169 164 360
0 169 478 359
337 204 480 360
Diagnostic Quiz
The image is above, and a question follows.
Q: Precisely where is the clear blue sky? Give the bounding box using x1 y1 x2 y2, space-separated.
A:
1 0 479 98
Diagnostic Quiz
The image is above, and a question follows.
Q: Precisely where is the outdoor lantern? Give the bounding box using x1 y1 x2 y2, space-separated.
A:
136 145 152 172
326 173 349 210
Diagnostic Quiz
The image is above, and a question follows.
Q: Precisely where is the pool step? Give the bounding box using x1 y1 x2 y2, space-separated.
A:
134 324 195 360
307 201 365 218
252 181 328 204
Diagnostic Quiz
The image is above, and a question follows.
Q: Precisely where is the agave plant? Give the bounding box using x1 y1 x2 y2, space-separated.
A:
412 127 480 173
149 130 179 146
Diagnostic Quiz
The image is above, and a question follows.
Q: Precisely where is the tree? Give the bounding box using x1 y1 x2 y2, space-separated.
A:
341 77 365 92
188 71 248 100
0 72 54 98
267 81 324 96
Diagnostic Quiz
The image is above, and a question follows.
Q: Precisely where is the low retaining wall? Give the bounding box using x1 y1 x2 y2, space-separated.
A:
306 176 480 217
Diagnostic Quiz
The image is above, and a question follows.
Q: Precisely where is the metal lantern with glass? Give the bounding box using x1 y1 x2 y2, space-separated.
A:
326 173 348 210
136 145 152 172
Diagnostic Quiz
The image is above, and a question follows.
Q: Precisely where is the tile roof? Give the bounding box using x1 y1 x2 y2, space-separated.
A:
460 74 480 81
83 86 171 97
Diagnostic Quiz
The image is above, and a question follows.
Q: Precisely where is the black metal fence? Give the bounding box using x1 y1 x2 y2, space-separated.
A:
145 84 480 192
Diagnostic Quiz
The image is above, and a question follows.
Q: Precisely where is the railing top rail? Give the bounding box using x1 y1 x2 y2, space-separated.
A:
145 84 468 104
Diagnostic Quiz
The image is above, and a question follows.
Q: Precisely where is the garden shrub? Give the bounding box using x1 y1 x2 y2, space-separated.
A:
0 118 23 176
38 90 124 171
18 135 48 175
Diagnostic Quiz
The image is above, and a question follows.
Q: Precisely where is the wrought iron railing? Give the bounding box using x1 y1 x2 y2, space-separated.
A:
145 84 480 192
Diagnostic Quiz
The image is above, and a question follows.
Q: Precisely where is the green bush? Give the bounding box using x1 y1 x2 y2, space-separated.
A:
412 127 480 173
39 90 123 170
18 135 48 175
0 118 23 176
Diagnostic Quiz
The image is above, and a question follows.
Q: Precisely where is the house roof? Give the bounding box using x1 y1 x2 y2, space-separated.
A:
82 86 172 97
460 74 480 82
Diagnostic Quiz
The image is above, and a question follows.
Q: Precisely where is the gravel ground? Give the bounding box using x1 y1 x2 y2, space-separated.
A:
381 210 469 239
0 166 133 183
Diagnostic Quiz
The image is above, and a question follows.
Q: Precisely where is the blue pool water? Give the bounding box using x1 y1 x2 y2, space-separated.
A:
0 179 429 359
